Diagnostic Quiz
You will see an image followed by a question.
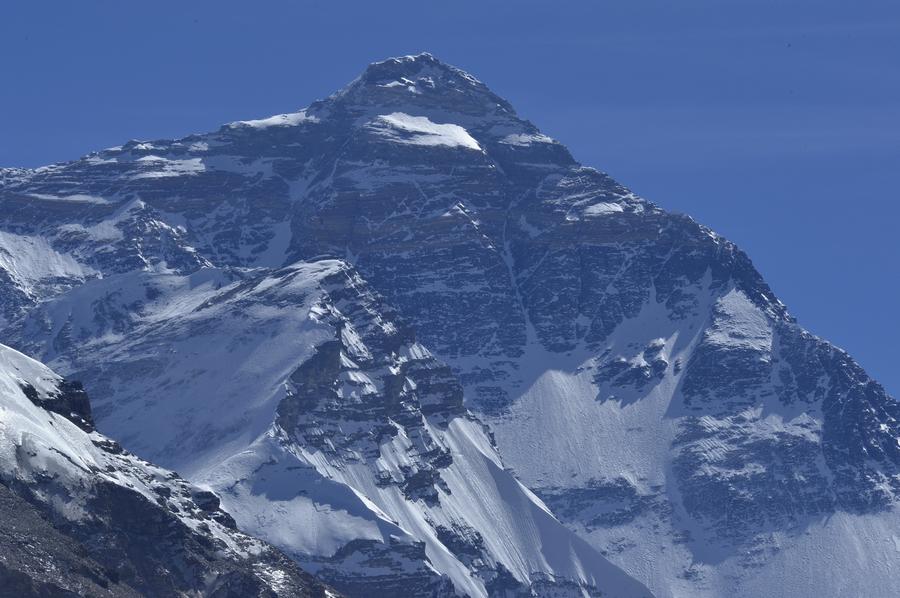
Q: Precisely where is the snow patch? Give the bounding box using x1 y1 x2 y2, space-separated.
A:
500 133 555 146
27 193 110 204
706 288 773 352
132 156 205 179
369 113 481 150
584 202 625 217
0 231 94 295
229 110 319 129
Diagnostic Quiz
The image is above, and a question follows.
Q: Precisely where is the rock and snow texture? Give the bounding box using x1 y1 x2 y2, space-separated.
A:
1 51 898 597
0 230 97 329
8 259 649 598
0 343 331 597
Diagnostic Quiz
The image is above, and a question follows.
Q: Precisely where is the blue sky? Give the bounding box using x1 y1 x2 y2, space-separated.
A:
2 1 898 395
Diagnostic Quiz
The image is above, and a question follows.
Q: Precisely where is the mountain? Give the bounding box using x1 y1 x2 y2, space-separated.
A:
5 259 649 597
1 52 898 597
0 342 333 597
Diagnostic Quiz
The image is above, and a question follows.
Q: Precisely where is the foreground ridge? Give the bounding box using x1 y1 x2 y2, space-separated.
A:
0 343 333 597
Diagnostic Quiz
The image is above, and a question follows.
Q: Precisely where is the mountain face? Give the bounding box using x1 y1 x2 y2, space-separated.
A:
0 343 332 597
1 52 897 597
3 259 649 598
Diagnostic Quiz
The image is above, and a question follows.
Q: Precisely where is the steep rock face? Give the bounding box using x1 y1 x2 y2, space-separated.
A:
0 343 332 597
0 53 897 597
262 266 647 597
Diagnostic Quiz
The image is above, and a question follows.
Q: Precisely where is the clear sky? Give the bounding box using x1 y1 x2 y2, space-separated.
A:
2 1 898 396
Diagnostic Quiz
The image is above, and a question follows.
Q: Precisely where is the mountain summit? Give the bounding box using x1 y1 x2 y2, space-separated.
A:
353 53 491 93
1 54 898 598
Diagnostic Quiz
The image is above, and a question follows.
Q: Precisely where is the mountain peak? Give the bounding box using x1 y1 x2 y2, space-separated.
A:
324 51 516 118
360 52 479 85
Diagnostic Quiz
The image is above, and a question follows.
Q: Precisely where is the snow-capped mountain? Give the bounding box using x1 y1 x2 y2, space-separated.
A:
0 342 332 597
1 52 897 597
